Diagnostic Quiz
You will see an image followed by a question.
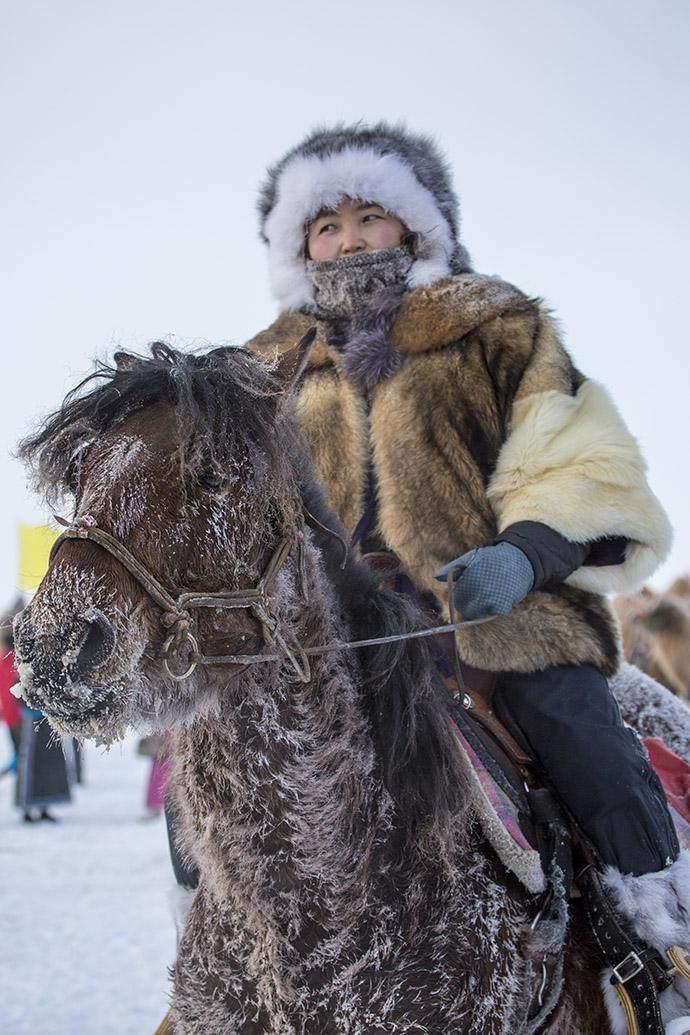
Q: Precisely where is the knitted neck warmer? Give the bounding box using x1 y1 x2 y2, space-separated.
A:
305 247 412 392
306 246 413 320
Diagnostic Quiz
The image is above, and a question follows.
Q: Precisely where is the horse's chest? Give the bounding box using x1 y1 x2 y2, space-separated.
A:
174 850 531 1034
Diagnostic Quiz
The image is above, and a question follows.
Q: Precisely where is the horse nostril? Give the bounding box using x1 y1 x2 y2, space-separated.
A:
72 612 116 677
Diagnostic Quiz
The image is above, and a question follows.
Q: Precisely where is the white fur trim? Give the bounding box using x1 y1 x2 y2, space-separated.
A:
487 380 673 594
264 146 455 311
601 851 690 949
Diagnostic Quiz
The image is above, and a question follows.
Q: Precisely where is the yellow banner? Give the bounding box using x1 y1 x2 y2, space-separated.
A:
18 524 59 593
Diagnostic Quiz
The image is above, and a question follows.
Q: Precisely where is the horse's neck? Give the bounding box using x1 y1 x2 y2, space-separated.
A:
176 539 391 905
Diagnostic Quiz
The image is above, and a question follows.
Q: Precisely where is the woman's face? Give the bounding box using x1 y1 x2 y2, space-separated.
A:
306 198 405 261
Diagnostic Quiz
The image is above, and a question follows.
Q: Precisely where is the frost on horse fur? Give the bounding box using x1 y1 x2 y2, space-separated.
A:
15 340 676 1033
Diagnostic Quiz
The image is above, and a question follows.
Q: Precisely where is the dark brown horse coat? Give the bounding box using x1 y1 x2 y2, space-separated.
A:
247 273 671 679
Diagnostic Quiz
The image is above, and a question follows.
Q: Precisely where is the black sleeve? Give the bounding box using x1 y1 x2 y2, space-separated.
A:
493 521 628 590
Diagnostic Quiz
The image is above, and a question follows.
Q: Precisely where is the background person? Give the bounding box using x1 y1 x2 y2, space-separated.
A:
0 624 22 770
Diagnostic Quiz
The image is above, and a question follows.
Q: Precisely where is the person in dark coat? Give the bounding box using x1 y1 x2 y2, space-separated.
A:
3 617 72 822
17 699 71 821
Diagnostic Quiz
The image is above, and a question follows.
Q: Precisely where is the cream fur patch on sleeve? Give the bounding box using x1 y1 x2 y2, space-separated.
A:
487 380 673 594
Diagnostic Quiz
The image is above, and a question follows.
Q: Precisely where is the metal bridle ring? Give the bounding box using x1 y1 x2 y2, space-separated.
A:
163 631 200 682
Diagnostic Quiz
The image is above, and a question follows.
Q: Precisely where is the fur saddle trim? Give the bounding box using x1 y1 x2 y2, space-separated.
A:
602 852 690 950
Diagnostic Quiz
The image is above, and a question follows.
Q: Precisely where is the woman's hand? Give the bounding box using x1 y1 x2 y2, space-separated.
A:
435 542 535 620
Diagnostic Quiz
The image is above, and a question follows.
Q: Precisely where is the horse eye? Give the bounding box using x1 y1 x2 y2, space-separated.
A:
198 471 225 492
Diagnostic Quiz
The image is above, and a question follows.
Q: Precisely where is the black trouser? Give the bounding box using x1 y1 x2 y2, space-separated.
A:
493 663 680 876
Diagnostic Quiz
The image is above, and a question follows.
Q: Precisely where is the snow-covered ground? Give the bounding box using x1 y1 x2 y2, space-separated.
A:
0 735 177 1034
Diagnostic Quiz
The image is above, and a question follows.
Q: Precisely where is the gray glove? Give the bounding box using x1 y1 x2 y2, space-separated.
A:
435 542 535 620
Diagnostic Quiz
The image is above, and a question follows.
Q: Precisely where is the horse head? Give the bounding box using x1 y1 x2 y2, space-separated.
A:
13 337 313 741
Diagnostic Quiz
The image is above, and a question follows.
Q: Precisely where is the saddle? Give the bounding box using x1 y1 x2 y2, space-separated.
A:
444 657 690 1034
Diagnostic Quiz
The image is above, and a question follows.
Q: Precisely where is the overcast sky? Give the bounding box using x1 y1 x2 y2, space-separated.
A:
2 0 689 610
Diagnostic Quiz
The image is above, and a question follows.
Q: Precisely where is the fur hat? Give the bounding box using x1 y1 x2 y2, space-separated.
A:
258 121 473 311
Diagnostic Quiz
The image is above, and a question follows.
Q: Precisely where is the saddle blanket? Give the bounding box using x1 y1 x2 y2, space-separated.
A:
451 702 690 895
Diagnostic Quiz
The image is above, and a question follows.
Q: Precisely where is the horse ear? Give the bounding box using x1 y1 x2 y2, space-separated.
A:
113 351 138 372
274 328 317 396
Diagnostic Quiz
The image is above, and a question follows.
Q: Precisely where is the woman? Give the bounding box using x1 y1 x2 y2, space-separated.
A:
247 122 690 1034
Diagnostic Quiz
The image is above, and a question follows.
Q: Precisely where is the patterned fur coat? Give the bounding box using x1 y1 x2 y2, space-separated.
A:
247 273 672 678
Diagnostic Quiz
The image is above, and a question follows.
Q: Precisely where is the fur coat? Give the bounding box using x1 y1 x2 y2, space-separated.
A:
246 273 672 678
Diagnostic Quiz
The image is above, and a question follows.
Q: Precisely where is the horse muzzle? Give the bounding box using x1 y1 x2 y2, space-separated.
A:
14 608 117 703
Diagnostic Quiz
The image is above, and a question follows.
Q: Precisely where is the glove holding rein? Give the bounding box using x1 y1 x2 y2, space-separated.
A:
435 542 535 620
434 520 627 620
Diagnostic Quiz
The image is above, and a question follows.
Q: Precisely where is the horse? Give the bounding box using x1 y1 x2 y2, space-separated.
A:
13 339 690 1034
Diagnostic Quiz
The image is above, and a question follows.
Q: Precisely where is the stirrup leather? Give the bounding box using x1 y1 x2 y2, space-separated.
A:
608 944 690 1035
614 980 641 1035
616 948 690 1035
611 946 676 1035
578 864 674 1035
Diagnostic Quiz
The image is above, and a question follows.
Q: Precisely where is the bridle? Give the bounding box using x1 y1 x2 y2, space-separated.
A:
50 514 313 682
49 513 491 686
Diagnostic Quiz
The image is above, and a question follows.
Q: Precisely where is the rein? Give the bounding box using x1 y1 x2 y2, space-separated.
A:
50 515 491 684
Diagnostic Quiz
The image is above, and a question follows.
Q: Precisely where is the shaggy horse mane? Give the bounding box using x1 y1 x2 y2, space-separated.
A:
17 342 300 509
19 343 466 830
299 482 467 831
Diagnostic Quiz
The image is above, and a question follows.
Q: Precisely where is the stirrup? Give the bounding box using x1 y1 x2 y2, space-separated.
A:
668 946 690 982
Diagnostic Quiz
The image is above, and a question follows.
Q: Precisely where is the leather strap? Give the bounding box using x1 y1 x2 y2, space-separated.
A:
431 628 535 779
524 786 574 895
460 686 533 770
578 863 672 1035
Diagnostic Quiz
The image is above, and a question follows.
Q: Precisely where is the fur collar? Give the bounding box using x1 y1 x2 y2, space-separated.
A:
246 274 536 370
